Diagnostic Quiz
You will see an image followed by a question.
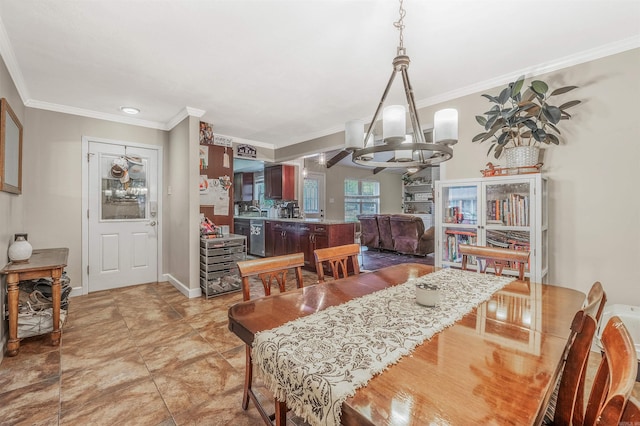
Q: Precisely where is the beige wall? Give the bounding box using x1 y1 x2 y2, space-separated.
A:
435 49 640 306
167 115 201 292
167 118 191 287
188 116 201 290
285 49 640 307
1 46 637 330
0 55 25 357
304 161 403 220
23 108 169 293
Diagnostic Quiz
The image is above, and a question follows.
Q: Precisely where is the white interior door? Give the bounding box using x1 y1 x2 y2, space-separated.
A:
88 141 158 292
303 172 325 219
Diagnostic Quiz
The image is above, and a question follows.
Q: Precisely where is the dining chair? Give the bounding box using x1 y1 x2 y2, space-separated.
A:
583 315 638 425
236 252 304 301
235 252 305 424
459 244 530 280
621 396 640 423
313 243 361 283
544 281 607 425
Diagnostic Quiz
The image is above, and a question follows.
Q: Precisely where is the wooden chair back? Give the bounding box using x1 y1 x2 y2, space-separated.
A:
545 281 607 425
583 315 638 425
236 253 304 301
459 244 530 280
313 243 361 283
235 253 305 423
621 396 640 423
585 281 607 323
551 312 598 425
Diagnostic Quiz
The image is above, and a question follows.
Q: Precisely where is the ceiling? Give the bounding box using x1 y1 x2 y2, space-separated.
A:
0 0 638 151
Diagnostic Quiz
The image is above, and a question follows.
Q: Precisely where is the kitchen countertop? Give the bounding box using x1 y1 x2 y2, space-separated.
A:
234 216 353 225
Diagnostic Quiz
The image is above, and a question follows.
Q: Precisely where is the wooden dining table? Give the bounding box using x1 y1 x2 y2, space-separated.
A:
227 263 586 425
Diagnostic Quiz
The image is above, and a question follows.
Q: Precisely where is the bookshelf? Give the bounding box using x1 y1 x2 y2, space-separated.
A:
434 174 548 283
402 167 439 229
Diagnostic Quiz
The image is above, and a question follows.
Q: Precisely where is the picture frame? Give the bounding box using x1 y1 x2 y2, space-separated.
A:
0 98 23 194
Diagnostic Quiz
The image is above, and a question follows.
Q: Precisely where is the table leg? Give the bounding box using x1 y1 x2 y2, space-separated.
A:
274 399 287 425
6 272 20 356
50 268 62 346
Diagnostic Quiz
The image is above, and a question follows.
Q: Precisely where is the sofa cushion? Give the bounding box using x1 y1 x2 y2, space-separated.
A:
376 214 394 251
357 215 380 249
390 214 424 255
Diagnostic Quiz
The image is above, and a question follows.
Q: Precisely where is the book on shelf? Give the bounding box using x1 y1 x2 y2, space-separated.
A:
445 232 477 262
486 193 529 226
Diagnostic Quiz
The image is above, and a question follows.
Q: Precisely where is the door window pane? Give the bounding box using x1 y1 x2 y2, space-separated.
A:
303 178 320 213
101 154 148 220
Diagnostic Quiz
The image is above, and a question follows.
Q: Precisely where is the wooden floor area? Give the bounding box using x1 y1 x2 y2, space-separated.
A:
359 247 434 271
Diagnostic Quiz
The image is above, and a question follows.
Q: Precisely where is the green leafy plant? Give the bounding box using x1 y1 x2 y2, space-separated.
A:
472 75 580 159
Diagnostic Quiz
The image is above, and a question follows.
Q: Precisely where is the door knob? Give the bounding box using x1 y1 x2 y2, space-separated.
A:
149 221 157 226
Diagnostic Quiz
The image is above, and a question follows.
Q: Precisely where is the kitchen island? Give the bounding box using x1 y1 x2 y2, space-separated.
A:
233 217 356 271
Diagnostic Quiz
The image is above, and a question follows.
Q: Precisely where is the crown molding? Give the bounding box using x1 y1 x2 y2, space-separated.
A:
24 99 168 129
303 37 640 147
165 106 206 130
0 14 29 102
414 36 640 112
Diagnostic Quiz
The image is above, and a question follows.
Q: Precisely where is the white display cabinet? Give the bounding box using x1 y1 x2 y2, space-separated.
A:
434 174 548 283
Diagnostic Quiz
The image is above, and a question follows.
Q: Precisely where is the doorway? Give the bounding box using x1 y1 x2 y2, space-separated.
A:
303 172 325 219
82 137 162 293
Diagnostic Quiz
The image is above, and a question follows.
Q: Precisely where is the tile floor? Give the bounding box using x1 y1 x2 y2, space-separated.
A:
1 268 638 425
0 279 290 425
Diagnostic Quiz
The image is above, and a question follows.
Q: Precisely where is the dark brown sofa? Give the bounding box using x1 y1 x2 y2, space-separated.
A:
376 214 394 251
358 215 379 249
357 214 434 256
389 214 435 256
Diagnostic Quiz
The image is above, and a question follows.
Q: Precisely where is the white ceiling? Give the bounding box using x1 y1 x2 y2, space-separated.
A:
0 0 638 150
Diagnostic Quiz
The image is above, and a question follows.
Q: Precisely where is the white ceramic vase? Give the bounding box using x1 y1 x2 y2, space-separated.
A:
8 233 32 263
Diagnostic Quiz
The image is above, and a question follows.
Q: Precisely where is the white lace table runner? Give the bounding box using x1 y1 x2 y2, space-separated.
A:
252 268 513 426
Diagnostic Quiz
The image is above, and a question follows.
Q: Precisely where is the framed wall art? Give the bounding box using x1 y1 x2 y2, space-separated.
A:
0 98 23 194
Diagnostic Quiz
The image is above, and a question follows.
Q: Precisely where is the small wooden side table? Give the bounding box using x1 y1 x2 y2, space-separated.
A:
1 248 69 356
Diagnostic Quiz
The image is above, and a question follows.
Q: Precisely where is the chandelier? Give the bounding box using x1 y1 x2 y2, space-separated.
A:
343 0 458 170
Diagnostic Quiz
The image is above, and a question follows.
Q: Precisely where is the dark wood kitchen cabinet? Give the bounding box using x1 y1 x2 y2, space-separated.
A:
297 224 313 269
267 222 297 256
233 174 242 202
233 218 252 254
263 220 355 271
242 173 253 201
234 173 254 202
264 164 295 200
264 221 273 257
297 223 353 271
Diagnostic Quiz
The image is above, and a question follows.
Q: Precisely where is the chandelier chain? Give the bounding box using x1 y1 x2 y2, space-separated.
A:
393 0 406 50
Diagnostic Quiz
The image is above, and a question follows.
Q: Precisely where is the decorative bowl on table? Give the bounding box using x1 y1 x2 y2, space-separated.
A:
416 283 440 307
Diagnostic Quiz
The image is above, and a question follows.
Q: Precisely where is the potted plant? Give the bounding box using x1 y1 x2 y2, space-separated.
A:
472 75 580 167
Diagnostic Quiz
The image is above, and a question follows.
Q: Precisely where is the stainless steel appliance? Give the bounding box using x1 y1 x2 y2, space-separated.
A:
249 220 265 256
286 201 299 218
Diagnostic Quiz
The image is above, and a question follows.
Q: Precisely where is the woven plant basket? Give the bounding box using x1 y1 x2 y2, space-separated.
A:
505 146 540 168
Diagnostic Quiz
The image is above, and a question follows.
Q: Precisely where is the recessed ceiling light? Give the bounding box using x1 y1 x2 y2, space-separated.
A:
120 106 140 115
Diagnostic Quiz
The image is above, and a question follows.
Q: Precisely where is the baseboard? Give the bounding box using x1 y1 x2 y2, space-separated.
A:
70 286 84 297
163 273 202 299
